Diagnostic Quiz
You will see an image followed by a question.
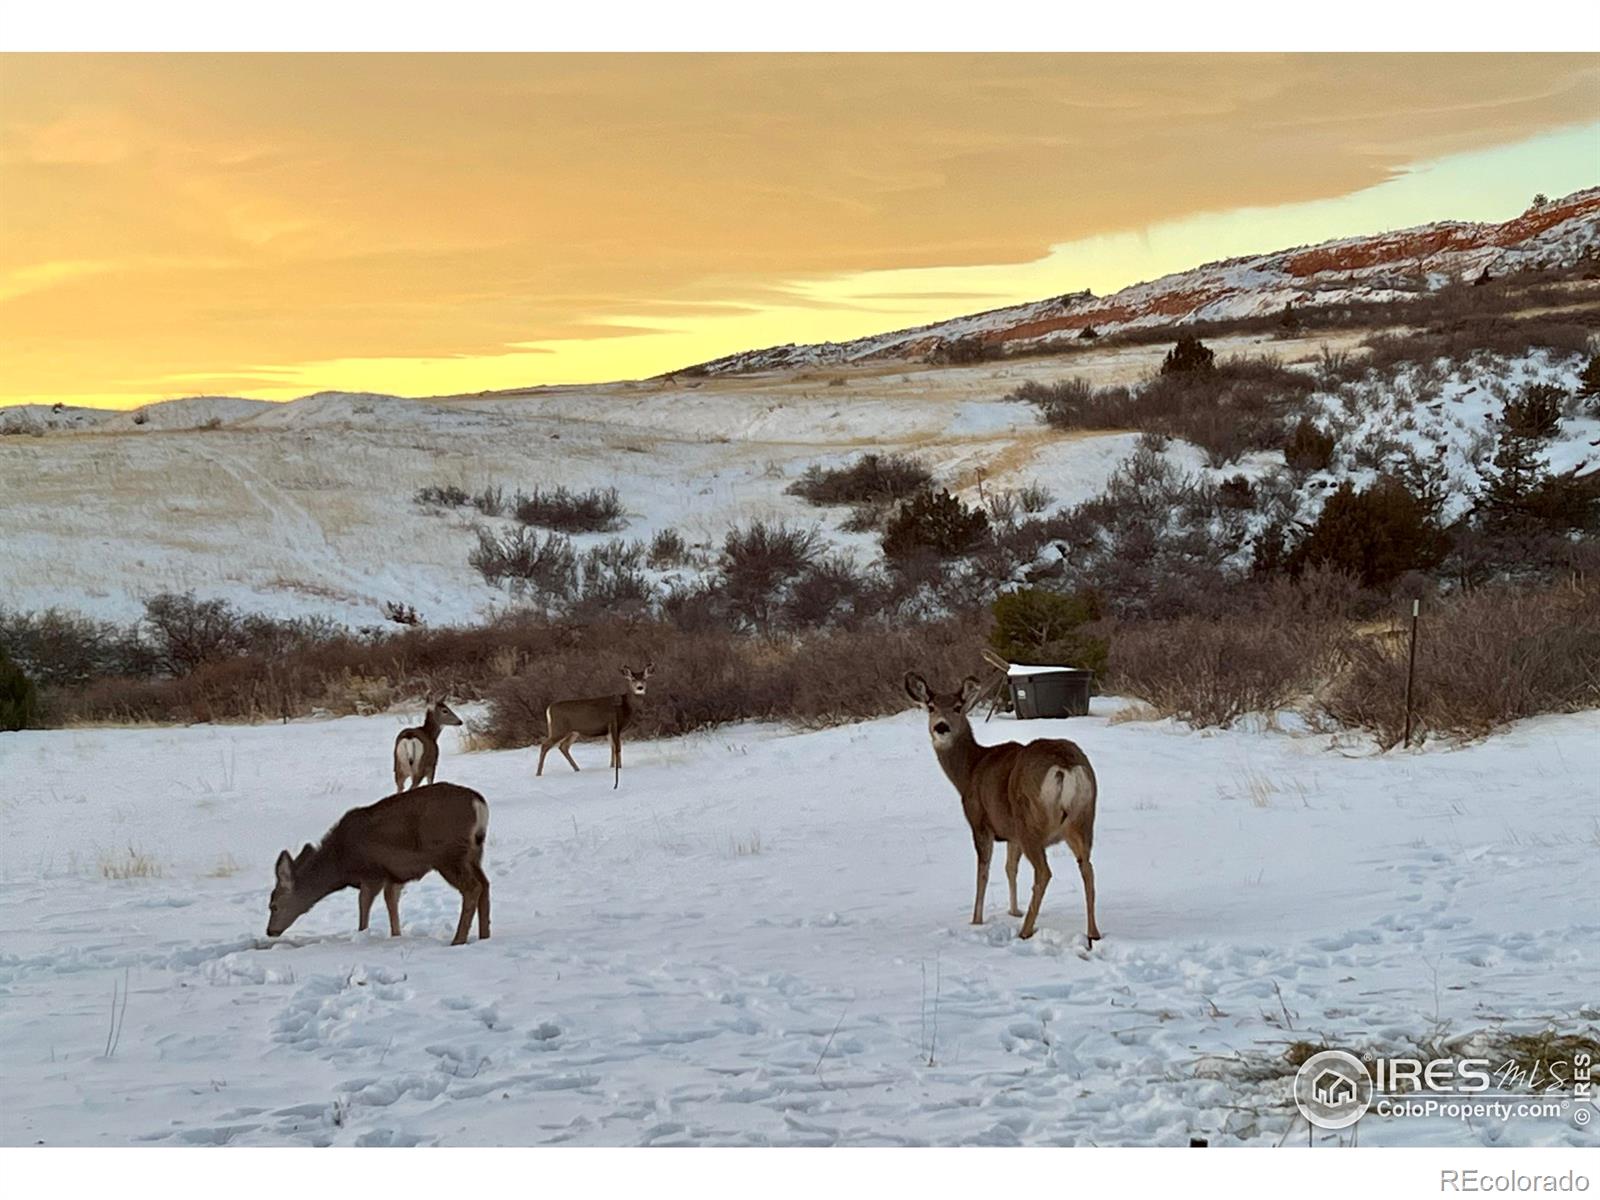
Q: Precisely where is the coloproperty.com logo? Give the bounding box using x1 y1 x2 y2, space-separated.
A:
1292 1048 1596 1130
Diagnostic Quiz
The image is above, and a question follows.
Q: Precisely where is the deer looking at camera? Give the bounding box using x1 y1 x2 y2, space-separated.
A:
265 781 490 946
393 698 463 791
904 672 1101 943
537 663 654 788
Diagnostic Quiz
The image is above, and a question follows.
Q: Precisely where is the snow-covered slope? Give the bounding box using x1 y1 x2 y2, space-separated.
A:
682 188 1600 376
2 704 1594 1146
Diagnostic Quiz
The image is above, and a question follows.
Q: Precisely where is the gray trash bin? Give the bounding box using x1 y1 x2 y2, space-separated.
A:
1009 668 1093 718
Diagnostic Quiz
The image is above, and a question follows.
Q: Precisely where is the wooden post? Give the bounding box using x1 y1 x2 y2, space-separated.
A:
1402 598 1420 748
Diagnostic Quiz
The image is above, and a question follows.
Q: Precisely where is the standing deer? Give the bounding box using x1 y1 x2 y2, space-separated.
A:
266 782 490 946
536 663 654 788
904 672 1101 943
393 698 463 791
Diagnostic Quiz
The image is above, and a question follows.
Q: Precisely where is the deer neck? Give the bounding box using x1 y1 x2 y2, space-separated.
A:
421 711 441 741
933 723 984 795
297 839 354 905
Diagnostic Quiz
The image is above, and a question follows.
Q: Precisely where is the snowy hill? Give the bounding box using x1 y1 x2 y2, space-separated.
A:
680 188 1600 376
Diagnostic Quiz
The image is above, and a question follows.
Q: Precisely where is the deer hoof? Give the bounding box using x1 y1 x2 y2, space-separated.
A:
1008 907 1023 918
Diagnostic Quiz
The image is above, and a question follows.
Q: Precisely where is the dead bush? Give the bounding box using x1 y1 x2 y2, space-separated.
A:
480 618 979 746
787 453 933 507
1316 582 1600 746
513 485 626 533
1107 608 1341 728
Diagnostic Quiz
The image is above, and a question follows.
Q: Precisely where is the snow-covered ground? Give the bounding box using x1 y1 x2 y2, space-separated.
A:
2 704 1595 1146
15 327 1597 631
0 332 1306 626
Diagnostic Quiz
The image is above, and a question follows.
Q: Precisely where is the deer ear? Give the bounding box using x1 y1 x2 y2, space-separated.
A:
958 676 983 710
275 850 294 885
644 662 655 677
619 666 631 677
904 672 930 703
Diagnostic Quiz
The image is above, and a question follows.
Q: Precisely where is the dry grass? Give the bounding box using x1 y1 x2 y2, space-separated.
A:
204 854 241 879
99 845 163 879
1106 701 1162 725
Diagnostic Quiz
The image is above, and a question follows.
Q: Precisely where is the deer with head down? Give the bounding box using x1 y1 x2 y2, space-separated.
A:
393 698 463 791
904 671 1102 943
265 781 490 946
536 662 653 788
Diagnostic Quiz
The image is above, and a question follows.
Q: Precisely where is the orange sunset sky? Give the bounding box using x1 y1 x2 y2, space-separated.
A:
1 53 1598 410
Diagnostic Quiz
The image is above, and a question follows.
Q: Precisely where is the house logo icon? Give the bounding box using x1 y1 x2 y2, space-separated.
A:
1293 1050 1373 1130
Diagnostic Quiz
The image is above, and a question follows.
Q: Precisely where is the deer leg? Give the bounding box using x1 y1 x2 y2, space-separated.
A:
394 764 408 792
1005 842 1023 917
612 725 621 789
1018 844 1052 940
438 863 481 946
1064 826 1101 942
472 863 491 940
536 739 551 776
357 882 379 932
384 882 403 937
560 733 580 772
970 830 994 925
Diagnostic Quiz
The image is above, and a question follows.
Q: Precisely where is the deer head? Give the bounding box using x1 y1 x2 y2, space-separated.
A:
429 698 464 727
904 672 981 751
620 662 655 696
266 844 318 937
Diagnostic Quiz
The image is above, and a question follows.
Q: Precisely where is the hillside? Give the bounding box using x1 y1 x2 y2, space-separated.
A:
679 188 1600 376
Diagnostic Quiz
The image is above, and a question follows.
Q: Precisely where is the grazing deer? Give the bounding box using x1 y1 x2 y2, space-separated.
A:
266 782 490 946
393 698 463 791
904 672 1101 943
536 663 654 788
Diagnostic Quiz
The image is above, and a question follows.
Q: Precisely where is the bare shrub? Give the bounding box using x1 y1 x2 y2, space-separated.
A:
1357 314 1595 375
787 453 932 507
718 521 824 633
0 607 157 687
143 592 247 675
1317 582 1600 746
472 485 509 517
1015 356 1316 464
1016 482 1054 514
415 483 470 509
468 527 578 600
647 527 691 569
514 485 626 533
1109 609 1340 728
480 618 979 746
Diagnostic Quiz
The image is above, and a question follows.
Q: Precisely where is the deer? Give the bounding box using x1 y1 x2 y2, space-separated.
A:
536 662 654 789
393 698 463 791
904 672 1102 944
265 781 490 946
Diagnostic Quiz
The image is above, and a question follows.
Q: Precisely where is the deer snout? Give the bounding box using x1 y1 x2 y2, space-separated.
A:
932 720 952 737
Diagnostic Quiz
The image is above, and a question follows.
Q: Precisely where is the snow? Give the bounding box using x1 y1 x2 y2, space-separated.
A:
0 360 1172 625
2 705 1595 1146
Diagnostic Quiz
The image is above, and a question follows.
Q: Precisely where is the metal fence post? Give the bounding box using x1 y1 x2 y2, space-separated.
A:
1402 598 1420 748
